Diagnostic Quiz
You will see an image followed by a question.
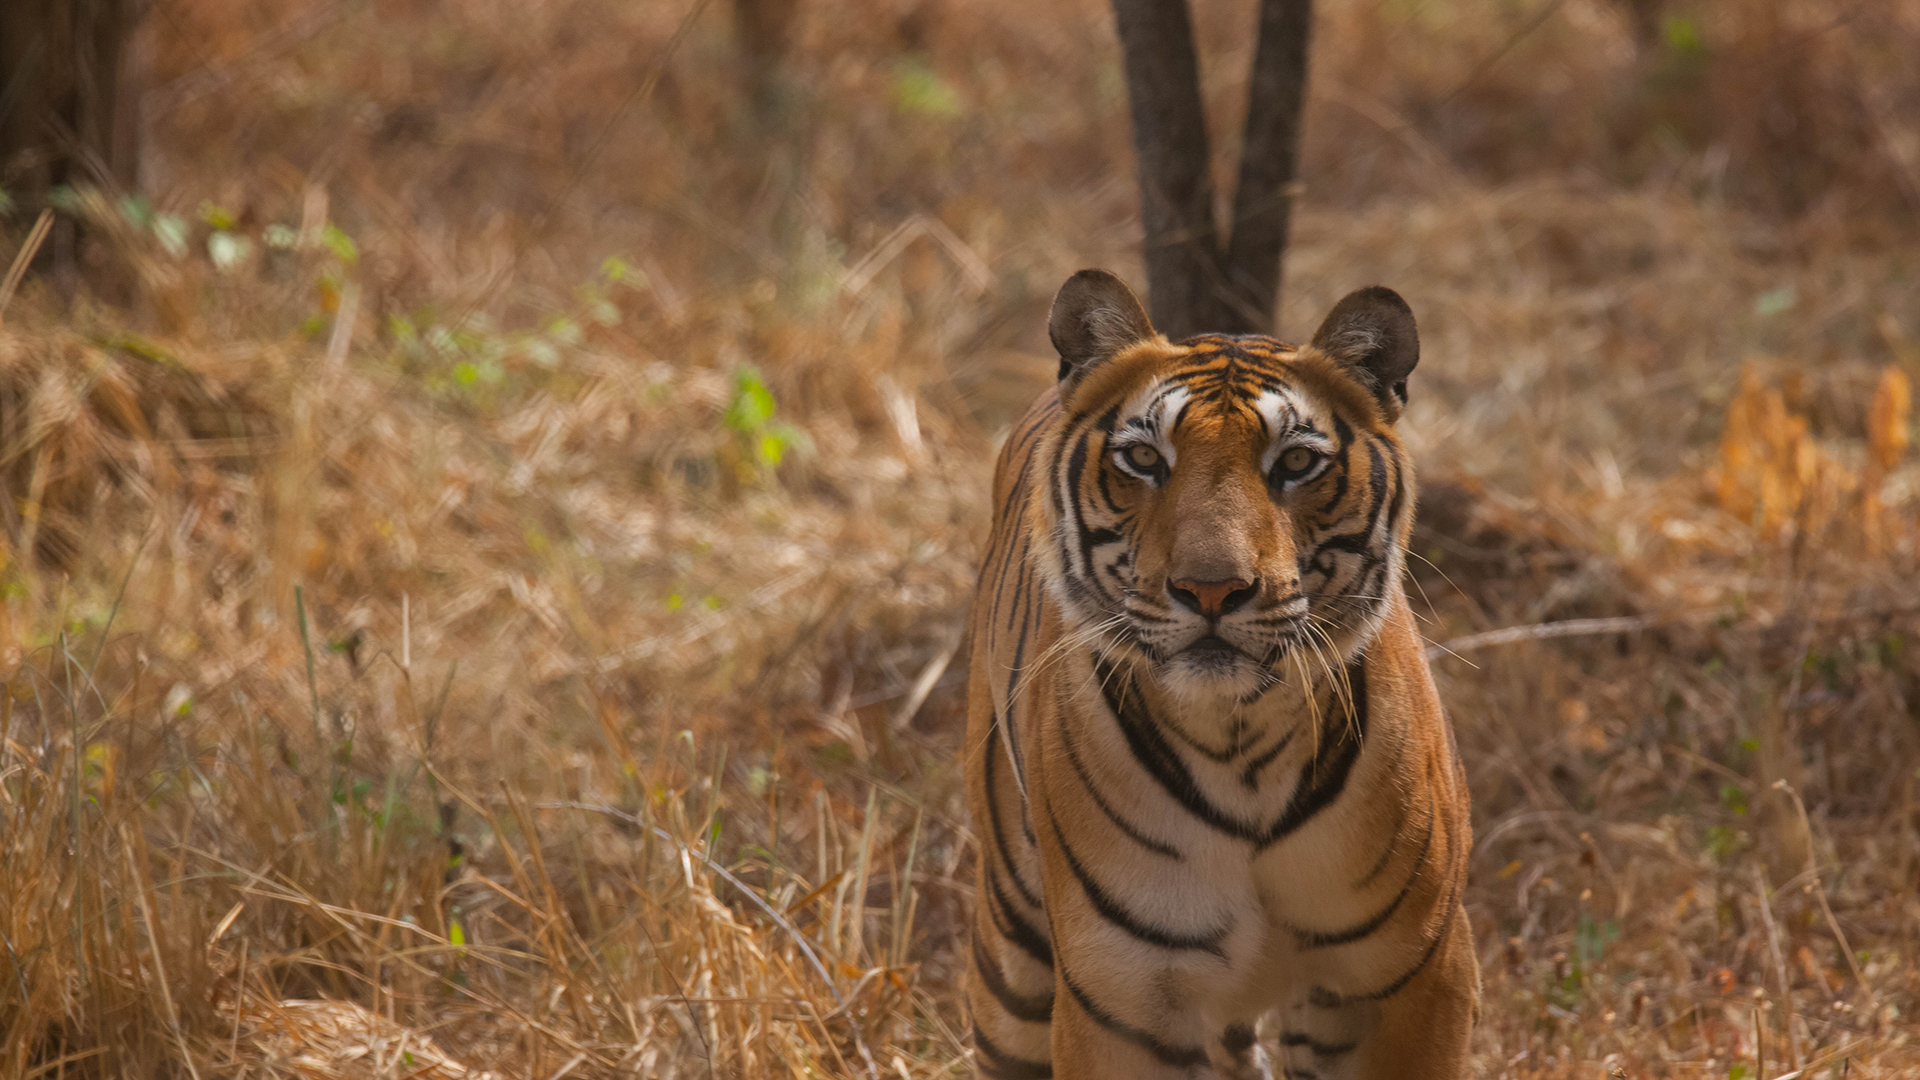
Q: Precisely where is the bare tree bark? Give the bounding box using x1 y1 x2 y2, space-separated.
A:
0 0 142 203
1110 0 1313 338
735 0 798 118
1223 0 1312 335
1110 0 1231 340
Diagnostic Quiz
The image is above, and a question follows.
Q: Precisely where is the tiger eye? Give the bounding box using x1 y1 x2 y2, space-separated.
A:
1125 444 1162 471
1279 446 1316 474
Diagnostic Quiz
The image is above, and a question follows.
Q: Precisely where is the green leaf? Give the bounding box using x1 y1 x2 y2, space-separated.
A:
1663 14 1706 57
119 194 154 228
1573 913 1620 970
322 223 359 265
448 920 466 947
1753 285 1797 318
757 431 788 466
198 201 238 231
725 366 778 433
152 213 189 257
891 57 961 118
1717 782 1749 815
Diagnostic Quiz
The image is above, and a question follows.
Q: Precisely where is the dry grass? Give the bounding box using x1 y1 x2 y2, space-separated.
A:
3 0 1920 1077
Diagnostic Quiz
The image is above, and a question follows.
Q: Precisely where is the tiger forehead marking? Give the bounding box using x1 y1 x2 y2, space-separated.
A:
964 272 1477 1080
1045 334 1411 706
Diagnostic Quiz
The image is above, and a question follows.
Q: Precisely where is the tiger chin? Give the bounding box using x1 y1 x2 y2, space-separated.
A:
963 271 1478 1080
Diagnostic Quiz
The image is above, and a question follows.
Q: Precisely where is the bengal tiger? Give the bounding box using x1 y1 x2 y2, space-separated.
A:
962 271 1477 1080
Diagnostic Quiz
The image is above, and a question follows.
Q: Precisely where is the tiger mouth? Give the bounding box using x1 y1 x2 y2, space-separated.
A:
1178 635 1244 668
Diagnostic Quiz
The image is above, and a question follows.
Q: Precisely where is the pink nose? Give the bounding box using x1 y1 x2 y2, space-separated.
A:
1169 577 1255 618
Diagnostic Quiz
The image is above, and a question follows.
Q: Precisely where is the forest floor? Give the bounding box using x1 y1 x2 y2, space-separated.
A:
3 0 1920 1076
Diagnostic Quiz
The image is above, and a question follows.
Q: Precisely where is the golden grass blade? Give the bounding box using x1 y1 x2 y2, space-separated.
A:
0 209 53 329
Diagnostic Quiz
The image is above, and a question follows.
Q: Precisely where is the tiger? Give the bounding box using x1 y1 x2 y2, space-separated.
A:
961 270 1478 1080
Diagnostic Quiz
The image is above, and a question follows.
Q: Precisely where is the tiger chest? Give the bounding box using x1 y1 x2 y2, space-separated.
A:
1041 691 1417 1010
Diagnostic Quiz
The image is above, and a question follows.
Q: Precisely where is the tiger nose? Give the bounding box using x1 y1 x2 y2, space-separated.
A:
1168 577 1258 619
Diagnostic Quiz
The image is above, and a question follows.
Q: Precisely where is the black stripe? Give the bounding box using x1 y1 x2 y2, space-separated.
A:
1254 659 1369 852
1295 804 1433 949
1059 716 1184 860
1097 653 1262 842
972 1025 1053 1080
972 933 1054 1023
1064 423 1093 578
1094 446 1122 513
1096 653 1370 849
1306 878 1461 1007
1221 1023 1256 1053
986 867 1054 969
1360 437 1390 532
1314 418 1359 520
1000 514 1034 635
1280 1031 1358 1056
1001 567 1035 786
1239 723 1298 790
1353 800 1411 889
986 432 1042 631
1060 966 1208 1069
984 725 1043 910
1160 711 1242 763
1382 438 1409 539
1046 801 1227 956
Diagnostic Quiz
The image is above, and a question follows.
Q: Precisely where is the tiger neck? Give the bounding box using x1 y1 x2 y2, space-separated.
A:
1090 645 1366 765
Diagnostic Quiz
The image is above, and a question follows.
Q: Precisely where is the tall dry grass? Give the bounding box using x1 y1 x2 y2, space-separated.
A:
3 0 1920 1077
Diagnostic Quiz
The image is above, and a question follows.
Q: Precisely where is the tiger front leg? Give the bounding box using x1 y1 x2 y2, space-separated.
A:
964 801 1058 1080
1048 957 1267 1080
1278 904 1479 1080
965 886 1056 1080
1341 903 1478 1079
1042 949 1280 1080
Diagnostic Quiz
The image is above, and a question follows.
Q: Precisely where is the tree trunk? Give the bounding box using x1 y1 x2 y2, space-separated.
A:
735 0 798 118
1222 0 1312 335
0 0 141 211
1110 0 1313 339
1110 0 1232 340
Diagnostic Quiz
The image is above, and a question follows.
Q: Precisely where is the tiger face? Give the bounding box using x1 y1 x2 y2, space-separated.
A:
1038 272 1419 704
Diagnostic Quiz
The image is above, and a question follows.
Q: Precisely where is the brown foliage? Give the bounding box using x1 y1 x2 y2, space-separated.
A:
1 1 1919 1077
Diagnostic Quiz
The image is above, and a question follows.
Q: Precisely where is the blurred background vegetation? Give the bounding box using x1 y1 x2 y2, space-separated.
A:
1 0 1919 1076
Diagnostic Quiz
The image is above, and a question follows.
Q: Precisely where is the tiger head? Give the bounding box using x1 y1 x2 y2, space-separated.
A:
1036 270 1420 704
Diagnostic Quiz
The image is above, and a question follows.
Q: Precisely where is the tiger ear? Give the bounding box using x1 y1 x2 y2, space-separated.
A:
1049 270 1156 385
1309 286 1419 419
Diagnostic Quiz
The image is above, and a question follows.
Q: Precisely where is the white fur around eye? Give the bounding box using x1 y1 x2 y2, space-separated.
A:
1109 382 1187 483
